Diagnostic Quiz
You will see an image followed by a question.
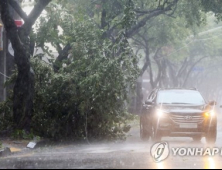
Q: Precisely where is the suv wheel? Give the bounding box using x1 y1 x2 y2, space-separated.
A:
151 125 161 142
206 124 217 144
140 116 150 141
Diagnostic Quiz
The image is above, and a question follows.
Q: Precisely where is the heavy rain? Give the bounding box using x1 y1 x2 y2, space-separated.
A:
0 0 222 169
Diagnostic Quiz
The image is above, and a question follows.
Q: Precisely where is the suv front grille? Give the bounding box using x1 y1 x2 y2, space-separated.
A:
170 114 204 124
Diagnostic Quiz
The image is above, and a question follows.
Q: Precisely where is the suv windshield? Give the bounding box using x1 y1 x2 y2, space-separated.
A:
157 90 205 105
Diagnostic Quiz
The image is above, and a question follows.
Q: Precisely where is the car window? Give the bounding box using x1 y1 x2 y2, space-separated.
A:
156 90 206 105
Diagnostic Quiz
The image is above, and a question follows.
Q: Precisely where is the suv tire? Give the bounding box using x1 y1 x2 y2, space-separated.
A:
140 116 150 141
151 125 162 142
206 124 217 144
192 136 202 142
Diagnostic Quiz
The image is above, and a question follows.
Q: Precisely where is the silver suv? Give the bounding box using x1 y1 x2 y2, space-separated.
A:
140 88 217 144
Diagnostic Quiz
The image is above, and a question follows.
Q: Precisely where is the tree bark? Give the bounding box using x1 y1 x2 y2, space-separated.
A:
8 0 28 21
0 0 51 130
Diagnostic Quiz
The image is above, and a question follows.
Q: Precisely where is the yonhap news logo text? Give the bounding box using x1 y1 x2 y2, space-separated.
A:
151 142 221 163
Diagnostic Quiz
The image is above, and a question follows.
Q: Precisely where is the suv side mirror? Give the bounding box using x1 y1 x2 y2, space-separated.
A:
145 100 153 105
209 101 217 106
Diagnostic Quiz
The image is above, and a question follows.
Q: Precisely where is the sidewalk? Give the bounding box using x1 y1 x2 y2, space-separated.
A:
0 138 50 157
0 138 30 157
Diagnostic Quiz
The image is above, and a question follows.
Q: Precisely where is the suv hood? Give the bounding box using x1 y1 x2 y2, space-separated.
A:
159 104 211 114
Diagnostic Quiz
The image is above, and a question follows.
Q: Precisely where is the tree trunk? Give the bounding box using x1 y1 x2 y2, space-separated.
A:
0 0 51 130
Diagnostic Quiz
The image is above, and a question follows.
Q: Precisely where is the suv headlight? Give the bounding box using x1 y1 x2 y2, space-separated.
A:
204 110 215 117
157 109 164 117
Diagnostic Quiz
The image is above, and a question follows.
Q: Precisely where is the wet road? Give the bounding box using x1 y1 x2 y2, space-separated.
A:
1 115 222 169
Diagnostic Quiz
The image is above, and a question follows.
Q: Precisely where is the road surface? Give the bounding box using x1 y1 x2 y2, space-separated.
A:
1 113 222 169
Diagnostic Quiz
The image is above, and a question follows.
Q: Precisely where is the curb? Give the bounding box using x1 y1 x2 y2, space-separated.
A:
0 147 12 157
34 139 51 148
0 139 62 157
26 139 52 149
0 139 52 157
